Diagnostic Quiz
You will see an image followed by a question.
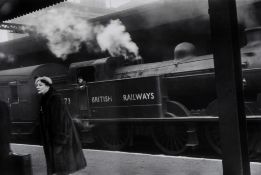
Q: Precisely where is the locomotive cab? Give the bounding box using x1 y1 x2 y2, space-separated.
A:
69 56 133 116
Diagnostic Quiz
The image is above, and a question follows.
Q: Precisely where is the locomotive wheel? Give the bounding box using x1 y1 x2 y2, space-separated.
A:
166 100 191 116
97 123 132 151
152 123 188 155
204 124 221 155
206 100 254 116
152 101 190 155
247 124 261 159
205 124 261 158
205 101 257 157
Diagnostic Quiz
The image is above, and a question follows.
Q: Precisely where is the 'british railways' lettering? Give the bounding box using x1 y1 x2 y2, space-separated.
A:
123 93 155 101
91 92 155 104
92 96 112 103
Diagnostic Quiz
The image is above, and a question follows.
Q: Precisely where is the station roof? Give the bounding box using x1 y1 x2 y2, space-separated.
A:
0 0 66 22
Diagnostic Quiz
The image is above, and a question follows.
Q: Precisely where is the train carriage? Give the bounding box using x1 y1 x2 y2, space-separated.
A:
0 63 69 143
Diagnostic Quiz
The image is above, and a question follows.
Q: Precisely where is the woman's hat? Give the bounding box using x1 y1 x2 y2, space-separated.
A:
35 76 53 86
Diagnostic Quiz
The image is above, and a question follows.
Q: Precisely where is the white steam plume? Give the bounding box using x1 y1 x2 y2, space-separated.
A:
96 19 140 60
237 0 259 28
0 52 15 63
29 9 140 60
30 8 94 60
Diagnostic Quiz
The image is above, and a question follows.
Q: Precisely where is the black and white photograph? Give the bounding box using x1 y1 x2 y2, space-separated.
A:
0 0 261 174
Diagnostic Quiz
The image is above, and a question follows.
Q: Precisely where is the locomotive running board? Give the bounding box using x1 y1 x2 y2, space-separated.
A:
80 115 261 122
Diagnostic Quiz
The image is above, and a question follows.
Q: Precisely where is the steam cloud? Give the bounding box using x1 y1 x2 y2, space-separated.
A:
29 8 140 60
96 20 139 59
236 0 260 28
27 0 260 60
29 9 94 60
0 52 15 63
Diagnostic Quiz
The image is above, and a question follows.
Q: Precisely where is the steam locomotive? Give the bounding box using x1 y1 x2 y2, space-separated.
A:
2 0 261 159
1 25 261 158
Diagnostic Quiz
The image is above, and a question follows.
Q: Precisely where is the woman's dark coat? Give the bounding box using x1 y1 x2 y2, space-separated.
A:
40 88 86 174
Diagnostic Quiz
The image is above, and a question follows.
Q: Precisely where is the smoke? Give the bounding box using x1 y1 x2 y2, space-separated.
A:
28 8 140 60
0 52 15 63
236 0 260 28
27 1 261 61
96 19 139 59
29 8 94 60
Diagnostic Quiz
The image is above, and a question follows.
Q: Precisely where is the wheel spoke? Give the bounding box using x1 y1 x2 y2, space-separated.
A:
152 123 188 155
98 124 131 150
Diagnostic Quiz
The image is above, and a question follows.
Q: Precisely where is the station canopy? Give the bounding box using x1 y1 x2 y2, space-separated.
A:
0 0 66 21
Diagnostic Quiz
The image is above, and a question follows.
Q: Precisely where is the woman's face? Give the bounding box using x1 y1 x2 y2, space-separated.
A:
35 81 49 94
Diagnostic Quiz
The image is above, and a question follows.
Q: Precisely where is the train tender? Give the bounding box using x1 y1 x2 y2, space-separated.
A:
2 27 261 157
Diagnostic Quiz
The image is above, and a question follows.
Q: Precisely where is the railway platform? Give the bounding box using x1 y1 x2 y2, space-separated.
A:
11 144 261 175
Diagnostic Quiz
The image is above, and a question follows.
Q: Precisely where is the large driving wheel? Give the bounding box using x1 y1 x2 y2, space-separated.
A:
152 123 188 155
205 123 260 158
247 124 261 159
205 100 258 157
97 123 132 150
206 100 254 116
204 124 221 155
152 101 190 155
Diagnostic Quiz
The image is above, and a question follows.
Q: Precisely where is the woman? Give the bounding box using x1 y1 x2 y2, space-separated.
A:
35 76 86 175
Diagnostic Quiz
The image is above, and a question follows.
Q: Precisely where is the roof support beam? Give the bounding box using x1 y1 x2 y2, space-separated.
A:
0 22 27 33
0 0 66 21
